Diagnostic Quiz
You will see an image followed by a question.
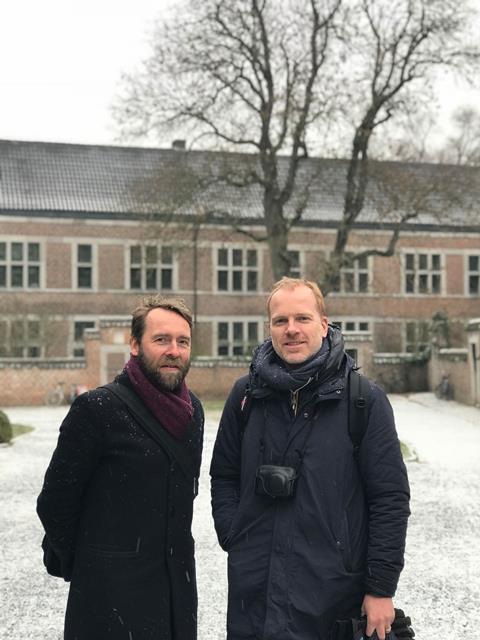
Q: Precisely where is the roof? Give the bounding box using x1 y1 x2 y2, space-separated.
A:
0 139 479 231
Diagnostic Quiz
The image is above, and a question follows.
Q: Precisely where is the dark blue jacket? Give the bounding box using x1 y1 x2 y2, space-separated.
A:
210 357 410 640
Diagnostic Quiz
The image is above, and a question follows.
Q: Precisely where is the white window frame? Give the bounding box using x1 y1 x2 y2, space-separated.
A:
72 318 97 358
215 318 264 357
215 246 260 294
0 316 44 358
331 319 371 334
74 242 97 291
127 243 175 292
404 251 442 295
287 249 303 278
330 252 371 294
404 320 430 354
0 240 42 290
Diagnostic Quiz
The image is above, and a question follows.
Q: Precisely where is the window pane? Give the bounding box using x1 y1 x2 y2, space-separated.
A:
218 249 228 266
247 270 257 291
11 243 23 261
28 243 40 261
232 249 243 266
0 321 7 342
11 322 24 342
130 268 141 289
359 322 369 331
233 345 243 356
11 265 23 287
146 268 157 289
130 245 141 263
346 321 355 332
358 273 368 292
78 267 92 288
218 270 228 291
161 269 172 290
405 274 415 293
419 254 428 270
469 275 479 295
218 323 228 340
248 322 258 341
418 274 428 293
11 346 24 358
358 255 368 269
28 346 40 358
0 266 5 287
218 345 228 356
247 250 257 267
28 266 40 287
78 244 92 263
146 246 157 264
431 274 441 294
405 254 414 270
431 254 441 270
74 321 95 341
27 321 40 340
344 273 354 293
406 323 416 342
233 322 243 341
469 255 479 271
233 271 242 291
161 246 173 263
0 242 5 260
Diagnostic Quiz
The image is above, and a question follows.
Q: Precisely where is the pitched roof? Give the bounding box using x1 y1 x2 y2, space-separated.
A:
0 139 478 231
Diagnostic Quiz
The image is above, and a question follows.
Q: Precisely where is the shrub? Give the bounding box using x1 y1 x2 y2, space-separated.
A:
0 410 13 444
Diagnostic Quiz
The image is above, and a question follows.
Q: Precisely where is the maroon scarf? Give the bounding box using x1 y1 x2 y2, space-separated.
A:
125 356 193 439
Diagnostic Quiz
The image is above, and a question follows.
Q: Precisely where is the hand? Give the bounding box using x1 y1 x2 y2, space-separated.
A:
361 594 395 640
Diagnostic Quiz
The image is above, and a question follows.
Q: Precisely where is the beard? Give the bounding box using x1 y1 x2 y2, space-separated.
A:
136 347 191 392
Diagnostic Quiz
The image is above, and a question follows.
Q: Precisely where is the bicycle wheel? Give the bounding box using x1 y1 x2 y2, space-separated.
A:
45 389 64 406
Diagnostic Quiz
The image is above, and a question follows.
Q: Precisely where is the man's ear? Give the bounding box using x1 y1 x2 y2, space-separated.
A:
321 316 329 338
130 336 139 356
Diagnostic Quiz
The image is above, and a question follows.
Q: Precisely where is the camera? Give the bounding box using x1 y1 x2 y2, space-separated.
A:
255 464 297 499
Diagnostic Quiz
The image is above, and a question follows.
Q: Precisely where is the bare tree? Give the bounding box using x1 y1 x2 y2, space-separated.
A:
437 106 480 166
115 0 479 286
115 0 343 279
321 0 479 291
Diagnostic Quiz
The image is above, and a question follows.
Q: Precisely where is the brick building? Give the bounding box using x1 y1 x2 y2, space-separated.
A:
0 139 479 404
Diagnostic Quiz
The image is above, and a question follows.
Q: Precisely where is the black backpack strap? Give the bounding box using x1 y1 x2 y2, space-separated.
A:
103 383 196 485
348 369 370 461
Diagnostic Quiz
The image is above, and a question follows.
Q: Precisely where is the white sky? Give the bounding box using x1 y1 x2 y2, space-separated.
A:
0 0 478 149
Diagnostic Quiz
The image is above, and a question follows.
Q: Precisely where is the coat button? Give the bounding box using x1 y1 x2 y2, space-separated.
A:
303 412 309 418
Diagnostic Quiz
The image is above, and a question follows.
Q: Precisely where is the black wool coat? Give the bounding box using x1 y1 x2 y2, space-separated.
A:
37 374 204 640
210 359 410 640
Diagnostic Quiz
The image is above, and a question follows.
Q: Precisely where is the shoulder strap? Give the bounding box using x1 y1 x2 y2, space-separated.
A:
348 369 371 460
103 383 196 483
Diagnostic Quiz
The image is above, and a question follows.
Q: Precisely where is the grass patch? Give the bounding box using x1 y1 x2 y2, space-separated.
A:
11 423 35 438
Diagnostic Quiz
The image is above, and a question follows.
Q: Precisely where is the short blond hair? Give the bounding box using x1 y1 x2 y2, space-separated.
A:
267 277 327 317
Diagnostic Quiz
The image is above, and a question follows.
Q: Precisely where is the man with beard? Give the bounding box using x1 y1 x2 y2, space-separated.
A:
210 278 410 640
37 295 204 640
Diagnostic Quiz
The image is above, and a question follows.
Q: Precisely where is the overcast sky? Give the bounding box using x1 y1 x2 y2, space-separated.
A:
0 0 478 150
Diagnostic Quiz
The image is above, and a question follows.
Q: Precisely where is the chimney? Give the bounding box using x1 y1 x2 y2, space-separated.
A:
172 139 186 150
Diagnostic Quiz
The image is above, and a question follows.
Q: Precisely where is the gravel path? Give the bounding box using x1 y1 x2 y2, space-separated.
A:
1 394 479 639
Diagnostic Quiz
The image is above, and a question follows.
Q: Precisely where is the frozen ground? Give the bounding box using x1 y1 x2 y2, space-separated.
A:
1 393 479 639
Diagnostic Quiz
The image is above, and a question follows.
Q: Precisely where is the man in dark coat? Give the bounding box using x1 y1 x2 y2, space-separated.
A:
210 278 410 640
37 295 204 640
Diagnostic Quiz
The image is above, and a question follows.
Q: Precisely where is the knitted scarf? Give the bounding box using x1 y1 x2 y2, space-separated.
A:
125 356 193 439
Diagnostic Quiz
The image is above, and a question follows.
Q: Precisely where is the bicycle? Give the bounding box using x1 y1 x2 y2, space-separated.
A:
45 381 66 406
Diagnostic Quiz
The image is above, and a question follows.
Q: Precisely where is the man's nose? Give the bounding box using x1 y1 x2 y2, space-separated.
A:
285 319 298 333
165 341 181 357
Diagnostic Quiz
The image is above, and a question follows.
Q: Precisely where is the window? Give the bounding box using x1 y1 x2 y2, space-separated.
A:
73 321 96 357
217 320 262 357
0 318 43 358
217 248 258 292
77 244 93 289
0 241 41 289
404 253 442 294
129 245 173 291
287 250 302 278
332 253 369 293
332 320 370 333
468 255 480 295
405 321 430 354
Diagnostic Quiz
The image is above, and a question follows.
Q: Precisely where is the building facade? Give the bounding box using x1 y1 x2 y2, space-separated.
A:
0 139 479 404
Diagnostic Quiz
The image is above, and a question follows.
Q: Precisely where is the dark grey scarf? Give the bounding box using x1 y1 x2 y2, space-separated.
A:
250 325 346 393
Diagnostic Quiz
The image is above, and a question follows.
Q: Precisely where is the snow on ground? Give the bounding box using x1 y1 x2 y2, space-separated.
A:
1 394 479 639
